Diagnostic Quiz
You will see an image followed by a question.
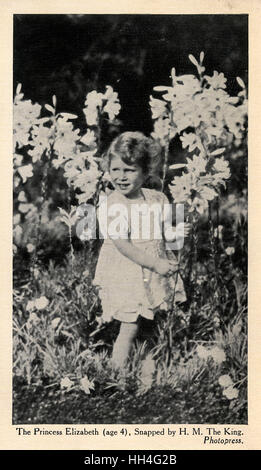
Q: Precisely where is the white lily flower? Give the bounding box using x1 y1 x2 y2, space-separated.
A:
210 346 226 364
80 376 95 394
218 375 233 388
34 296 49 310
17 164 33 183
223 386 239 400
61 377 74 389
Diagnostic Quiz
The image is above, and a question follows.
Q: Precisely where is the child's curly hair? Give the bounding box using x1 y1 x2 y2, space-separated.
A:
103 131 162 179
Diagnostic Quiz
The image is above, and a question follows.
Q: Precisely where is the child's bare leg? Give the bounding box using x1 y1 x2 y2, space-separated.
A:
111 321 138 369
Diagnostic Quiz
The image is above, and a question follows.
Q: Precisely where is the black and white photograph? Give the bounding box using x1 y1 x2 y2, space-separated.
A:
11 11 248 430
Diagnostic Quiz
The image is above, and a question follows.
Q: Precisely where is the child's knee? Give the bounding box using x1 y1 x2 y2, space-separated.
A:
120 321 138 340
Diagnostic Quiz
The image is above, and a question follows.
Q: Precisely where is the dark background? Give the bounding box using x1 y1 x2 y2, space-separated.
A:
13 14 248 136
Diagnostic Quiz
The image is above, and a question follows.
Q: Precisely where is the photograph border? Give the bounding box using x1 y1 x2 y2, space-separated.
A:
1 0 260 452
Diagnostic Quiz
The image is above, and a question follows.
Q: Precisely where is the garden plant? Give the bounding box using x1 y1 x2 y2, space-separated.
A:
13 52 247 424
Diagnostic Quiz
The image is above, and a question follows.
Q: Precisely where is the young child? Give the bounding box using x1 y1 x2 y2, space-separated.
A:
93 132 189 369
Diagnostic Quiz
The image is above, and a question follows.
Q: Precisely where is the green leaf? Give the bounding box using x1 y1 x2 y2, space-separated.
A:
45 104 55 114
37 117 52 124
52 95 57 107
210 148 226 156
171 67 176 80
200 51 205 64
16 83 22 95
60 218 71 227
188 54 199 66
169 164 187 170
236 76 245 89
58 207 70 217
59 112 78 120
153 86 173 92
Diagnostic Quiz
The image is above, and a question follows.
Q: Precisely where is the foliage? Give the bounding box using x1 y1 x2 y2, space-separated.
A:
13 53 247 424
13 251 247 424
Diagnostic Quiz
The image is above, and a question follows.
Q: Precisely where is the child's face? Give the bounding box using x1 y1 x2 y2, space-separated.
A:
109 155 145 198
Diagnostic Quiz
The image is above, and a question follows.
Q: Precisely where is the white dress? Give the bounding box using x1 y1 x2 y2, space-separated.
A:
93 188 186 323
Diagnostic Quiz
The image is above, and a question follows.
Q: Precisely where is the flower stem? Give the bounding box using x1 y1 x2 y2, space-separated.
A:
161 144 169 192
30 150 49 288
208 200 220 311
190 210 199 313
66 187 75 277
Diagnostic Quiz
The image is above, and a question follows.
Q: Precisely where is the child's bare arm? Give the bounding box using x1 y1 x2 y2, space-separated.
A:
112 238 178 275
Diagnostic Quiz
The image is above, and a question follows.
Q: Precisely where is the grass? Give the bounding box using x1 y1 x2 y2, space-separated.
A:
13 249 247 424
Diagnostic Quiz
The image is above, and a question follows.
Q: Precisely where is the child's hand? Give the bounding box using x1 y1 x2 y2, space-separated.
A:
176 222 191 239
153 258 178 276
